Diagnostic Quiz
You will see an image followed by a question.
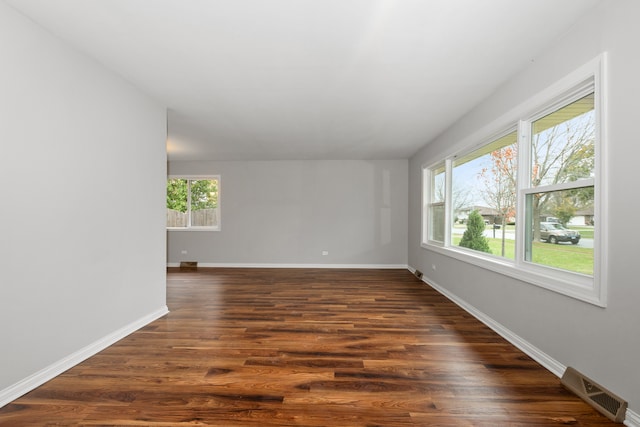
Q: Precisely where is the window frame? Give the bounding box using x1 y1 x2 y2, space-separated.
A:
421 54 607 307
452 127 518 261
423 162 447 245
167 175 221 232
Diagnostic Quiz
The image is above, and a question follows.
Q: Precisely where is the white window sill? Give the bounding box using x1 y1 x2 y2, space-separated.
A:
420 242 605 307
167 227 220 232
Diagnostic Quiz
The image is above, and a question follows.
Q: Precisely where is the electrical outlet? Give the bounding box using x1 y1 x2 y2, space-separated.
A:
431 264 436 270
322 251 329 256
181 250 188 255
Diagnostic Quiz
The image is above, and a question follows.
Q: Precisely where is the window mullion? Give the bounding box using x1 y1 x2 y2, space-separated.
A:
522 179 595 195
592 56 606 305
444 158 453 247
186 180 192 228
515 119 531 265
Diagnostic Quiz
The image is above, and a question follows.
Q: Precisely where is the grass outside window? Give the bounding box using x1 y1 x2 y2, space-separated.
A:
452 229 593 275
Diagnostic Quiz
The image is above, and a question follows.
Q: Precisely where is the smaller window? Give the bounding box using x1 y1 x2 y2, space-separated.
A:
424 163 445 244
167 176 220 230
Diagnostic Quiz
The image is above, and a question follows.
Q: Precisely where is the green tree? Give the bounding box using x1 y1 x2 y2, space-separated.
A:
190 179 218 210
459 210 491 253
166 179 218 212
553 200 575 226
167 178 188 212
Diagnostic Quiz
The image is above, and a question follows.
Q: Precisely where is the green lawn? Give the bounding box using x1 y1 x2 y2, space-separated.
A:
452 235 593 275
529 241 593 275
568 225 594 239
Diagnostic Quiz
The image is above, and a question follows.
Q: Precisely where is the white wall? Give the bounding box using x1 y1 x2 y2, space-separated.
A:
168 160 408 267
0 1 167 401
409 0 640 413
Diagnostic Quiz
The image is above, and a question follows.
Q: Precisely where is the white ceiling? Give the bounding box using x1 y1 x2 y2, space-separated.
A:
6 0 601 161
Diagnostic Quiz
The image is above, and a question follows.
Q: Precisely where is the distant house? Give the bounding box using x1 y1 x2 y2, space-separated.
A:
457 206 502 224
569 207 595 226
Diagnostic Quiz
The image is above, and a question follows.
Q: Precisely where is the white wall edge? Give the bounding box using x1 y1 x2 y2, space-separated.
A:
168 262 409 269
0 305 169 408
407 266 639 424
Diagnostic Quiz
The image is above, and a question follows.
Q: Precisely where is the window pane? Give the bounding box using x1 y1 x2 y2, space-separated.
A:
429 203 445 242
531 93 595 187
167 178 188 227
432 164 445 203
428 164 446 242
525 187 594 275
452 131 517 259
190 179 219 227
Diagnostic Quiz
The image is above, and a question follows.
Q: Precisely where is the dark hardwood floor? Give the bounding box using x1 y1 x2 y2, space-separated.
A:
0 268 616 426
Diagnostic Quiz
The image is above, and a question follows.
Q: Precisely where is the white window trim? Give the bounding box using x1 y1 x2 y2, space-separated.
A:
167 174 221 232
421 54 607 307
422 162 448 246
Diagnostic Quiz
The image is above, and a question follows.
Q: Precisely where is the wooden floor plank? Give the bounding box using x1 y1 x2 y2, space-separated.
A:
0 268 617 425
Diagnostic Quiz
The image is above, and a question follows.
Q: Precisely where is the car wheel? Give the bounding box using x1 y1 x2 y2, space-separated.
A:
549 236 558 244
572 241 579 245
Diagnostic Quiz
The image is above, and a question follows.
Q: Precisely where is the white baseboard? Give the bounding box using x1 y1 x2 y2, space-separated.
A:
625 410 640 427
419 272 565 375
167 262 409 269
0 305 169 408
407 266 639 426
5 268 637 425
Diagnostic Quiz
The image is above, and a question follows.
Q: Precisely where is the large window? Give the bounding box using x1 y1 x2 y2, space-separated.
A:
422 56 605 306
452 130 517 260
167 176 220 230
524 92 595 275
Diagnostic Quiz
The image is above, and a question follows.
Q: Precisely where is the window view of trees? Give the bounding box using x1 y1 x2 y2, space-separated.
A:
424 86 597 279
524 93 595 274
451 132 517 259
529 94 595 226
478 131 517 258
421 57 606 304
167 179 188 215
531 94 595 187
167 177 219 229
